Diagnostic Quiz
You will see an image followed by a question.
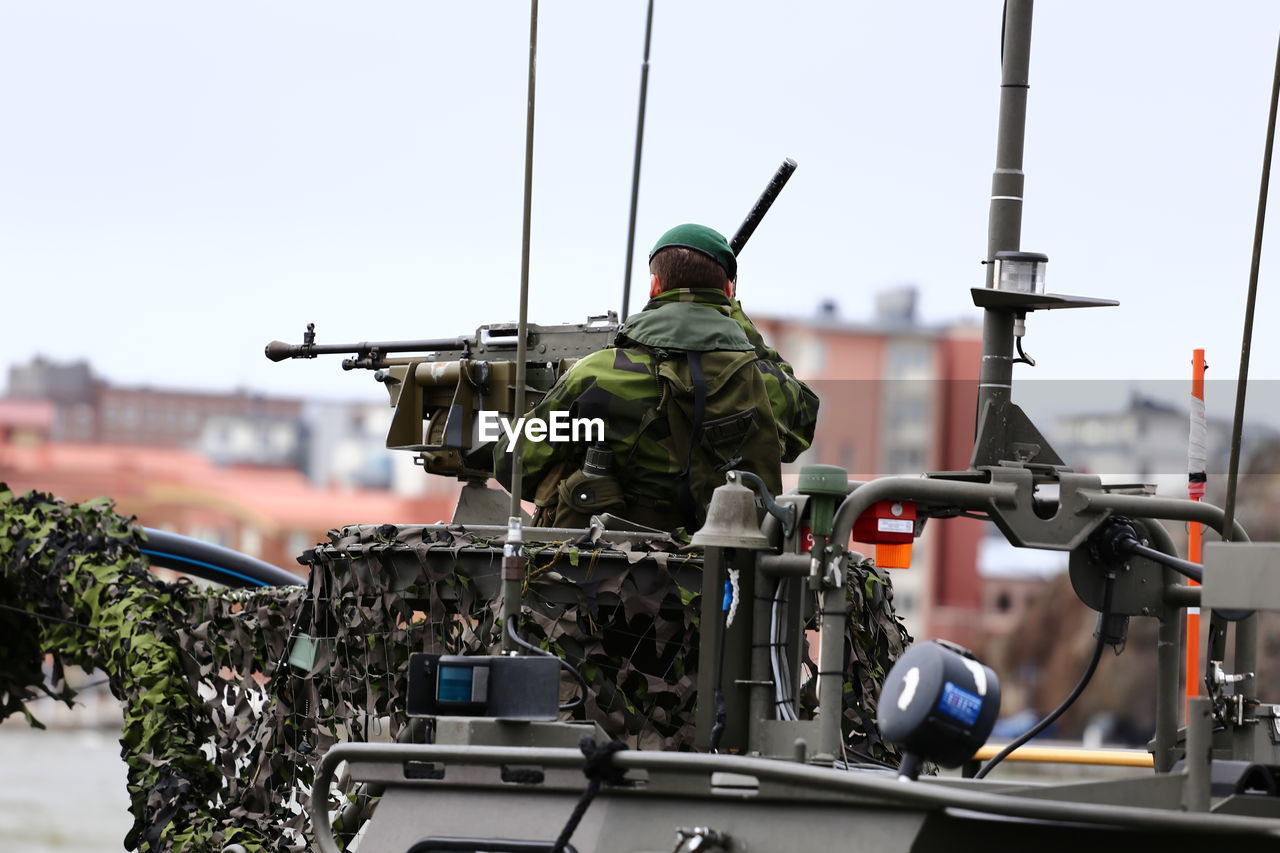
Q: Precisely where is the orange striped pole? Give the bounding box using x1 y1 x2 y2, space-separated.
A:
1186 349 1207 717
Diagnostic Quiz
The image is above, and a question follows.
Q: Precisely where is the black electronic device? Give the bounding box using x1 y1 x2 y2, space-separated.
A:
878 640 1001 778
407 654 561 721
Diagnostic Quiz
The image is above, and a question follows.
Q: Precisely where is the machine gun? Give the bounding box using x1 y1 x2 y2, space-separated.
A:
265 313 619 481
265 158 798 485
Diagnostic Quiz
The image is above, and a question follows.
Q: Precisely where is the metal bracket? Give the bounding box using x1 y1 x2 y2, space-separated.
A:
728 470 797 540
673 827 732 852
982 467 1110 551
970 396 1069 471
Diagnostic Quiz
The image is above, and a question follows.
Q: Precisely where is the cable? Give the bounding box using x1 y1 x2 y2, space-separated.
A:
550 736 627 853
505 616 587 711
1013 334 1036 367
770 578 798 721
140 528 303 587
709 599 730 751
975 573 1116 779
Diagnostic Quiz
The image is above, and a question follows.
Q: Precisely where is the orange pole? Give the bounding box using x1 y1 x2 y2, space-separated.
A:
1186 348 1206 717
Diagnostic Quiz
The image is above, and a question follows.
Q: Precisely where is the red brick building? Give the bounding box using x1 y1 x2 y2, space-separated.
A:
753 292 985 644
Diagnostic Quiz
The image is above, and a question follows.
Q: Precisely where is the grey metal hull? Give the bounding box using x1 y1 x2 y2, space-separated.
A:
313 742 1280 853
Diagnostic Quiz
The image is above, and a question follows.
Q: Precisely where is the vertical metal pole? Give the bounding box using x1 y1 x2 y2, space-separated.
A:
1220 31 1280 698
1155 570 1183 774
1140 518 1184 773
620 0 655 322
817 585 846 759
694 548 756 752
725 553 757 750
1184 696 1213 811
502 0 539 652
696 547 724 748
974 0 1033 464
813 536 845 760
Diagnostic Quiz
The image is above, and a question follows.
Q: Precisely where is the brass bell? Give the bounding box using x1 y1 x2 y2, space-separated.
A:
691 481 770 550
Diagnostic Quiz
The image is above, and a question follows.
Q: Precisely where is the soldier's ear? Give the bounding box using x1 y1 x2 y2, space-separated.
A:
725 278 736 298
650 274 662 298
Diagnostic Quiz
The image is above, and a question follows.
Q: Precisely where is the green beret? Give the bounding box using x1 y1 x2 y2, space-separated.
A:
649 223 737 282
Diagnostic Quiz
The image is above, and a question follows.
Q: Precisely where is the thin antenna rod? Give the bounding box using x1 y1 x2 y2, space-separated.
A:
620 0 656 323
1215 31 1280 697
1223 31 1280 544
503 0 539 652
509 0 539 519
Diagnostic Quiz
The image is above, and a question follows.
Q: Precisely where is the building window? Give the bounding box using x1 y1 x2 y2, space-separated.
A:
240 527 263 558
781 331 826 376
287 530 314 558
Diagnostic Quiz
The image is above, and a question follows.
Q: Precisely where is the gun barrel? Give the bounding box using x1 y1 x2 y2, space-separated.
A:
729 157 797 257
264 337 469 362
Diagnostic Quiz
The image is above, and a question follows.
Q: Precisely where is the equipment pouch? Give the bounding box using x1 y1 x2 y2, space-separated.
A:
555 469 627 527
530 459 575 527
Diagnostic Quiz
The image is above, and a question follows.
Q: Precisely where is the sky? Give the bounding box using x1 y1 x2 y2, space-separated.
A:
3 1 1280 415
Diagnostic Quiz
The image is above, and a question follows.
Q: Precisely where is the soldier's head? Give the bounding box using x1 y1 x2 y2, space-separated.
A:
648 223 736 298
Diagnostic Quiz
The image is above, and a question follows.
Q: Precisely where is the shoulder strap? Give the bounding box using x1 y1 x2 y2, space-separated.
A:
676 350 708 524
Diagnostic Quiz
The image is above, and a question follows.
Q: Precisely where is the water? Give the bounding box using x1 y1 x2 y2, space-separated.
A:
0 723 132 851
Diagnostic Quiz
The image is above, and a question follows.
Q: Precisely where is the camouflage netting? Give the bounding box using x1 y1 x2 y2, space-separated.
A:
0 486 909 851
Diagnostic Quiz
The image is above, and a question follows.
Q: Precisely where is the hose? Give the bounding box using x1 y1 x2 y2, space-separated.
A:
505 616 588 711
975 572 1116 779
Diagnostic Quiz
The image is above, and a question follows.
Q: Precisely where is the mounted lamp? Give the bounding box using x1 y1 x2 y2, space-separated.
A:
971 249 1116 313
991 250 1047 294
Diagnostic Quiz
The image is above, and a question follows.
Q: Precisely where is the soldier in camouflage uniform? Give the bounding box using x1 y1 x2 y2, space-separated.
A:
495 223 819 530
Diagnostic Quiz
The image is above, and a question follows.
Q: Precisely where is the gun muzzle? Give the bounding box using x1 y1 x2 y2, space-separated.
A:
730 158 797 257
264 341 302 362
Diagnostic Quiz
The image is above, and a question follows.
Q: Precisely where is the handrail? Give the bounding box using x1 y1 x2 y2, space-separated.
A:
309 742 1280 853
969 744 1153 769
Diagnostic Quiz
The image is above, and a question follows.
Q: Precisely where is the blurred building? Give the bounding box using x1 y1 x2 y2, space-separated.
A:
300 400 457 499
0 366 459 573
976 532 1069 638
8 356 302 447
5 355 455 500
0 398 55 446
1054 391 1236 496
0 421 456 573
753 287 984 643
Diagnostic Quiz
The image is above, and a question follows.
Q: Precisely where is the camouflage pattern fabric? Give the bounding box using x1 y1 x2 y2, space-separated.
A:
0 487 908 850
841 551 914 761
636 289 823 461
0 486 306 851
495 289 820 526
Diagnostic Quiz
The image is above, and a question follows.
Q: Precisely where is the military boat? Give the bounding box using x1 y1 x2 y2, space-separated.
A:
6 2 1280 851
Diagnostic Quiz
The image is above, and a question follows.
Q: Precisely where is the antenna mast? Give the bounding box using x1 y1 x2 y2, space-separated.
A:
1213 30 1280 698
972 0 1034 466
502 0 540 652
620 0 656 322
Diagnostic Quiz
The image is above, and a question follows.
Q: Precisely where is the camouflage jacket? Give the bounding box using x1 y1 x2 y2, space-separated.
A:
494 290 819 526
